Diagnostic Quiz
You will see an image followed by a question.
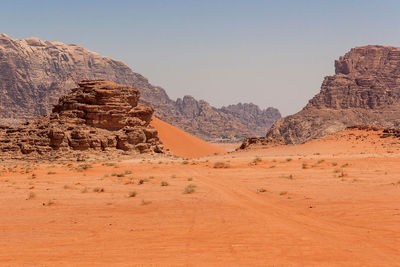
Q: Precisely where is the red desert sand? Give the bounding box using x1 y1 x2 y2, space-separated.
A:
0 127 399 266
151 117 226 158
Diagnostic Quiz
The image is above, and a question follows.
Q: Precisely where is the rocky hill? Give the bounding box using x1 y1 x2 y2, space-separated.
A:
266 45 400 144
0 34 280 141
0 80 163 161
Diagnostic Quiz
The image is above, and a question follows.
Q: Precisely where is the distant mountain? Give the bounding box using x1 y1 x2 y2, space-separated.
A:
0 34 280 141
267 45 400 144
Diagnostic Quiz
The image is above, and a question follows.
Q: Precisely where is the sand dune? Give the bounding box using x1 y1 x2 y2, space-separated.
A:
150 117 226 158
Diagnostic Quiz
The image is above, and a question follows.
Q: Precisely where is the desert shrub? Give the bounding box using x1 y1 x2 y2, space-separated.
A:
47 171 56 175
81 187 88 193
93 187 104 193
46 200 55 206
257 187 267 193
76 163 92 172
302 163 308 169
28 192 36 199
141 199 152 205
332 162 338 166
161 181 169 186
182 160 189 165
286 158 292 162
128 191 137 197
187 177 193 181
213 162 230 168
251 157 262 165
184 184 197 194
333 168 342 173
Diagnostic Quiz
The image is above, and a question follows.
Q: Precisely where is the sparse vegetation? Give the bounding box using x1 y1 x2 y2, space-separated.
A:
184 184 197 194
187 177 193 181
47 171 56 175
257 187 267 193
332 162 338 166
28 192 36 199
213 162 230 168
279 191 288 196
287 174 294 180
128 191 137 197
63 184 71 189
286 158 292 162
251 157 262 165
103 162 117 167
302 163 308 169
93 187 104 193
161 181 169 186
46 200 55 206
76 163 92 172
182 160 189 165
141 199 152 205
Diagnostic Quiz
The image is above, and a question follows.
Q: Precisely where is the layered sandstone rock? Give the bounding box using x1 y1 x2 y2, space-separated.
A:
0 80 163 160
266 45 400 144
0 34 280 141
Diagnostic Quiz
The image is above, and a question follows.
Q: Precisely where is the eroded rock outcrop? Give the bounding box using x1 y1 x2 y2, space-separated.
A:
0 34 280 141
266 45 400 144
0 80 163 160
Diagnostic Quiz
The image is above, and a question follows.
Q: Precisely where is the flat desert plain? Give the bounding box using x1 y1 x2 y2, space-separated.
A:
0 127 400 266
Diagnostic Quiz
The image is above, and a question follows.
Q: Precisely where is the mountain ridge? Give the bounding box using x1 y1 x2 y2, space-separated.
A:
0 34 281 141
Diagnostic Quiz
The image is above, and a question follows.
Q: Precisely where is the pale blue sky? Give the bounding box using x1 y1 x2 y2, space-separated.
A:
2 0 400 115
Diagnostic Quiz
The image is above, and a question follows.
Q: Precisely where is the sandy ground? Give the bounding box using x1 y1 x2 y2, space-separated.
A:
0 128 400 266
151 117 226 158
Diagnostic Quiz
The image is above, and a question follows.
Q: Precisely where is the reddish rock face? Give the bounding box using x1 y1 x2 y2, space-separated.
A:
267 45 400 145
0 80 163 160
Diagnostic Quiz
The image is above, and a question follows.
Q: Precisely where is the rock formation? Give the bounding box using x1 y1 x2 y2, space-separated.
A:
266 45 400 144
0 80 163 160
0 34 280 141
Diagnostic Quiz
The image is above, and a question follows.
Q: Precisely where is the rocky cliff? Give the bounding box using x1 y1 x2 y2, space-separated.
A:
0 34 280 141
266 45 400 144
0 80 163 160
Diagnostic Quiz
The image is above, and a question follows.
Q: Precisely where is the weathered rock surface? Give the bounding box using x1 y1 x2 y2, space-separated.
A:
0 80 163 160
266 45 400 144
0 34 281 141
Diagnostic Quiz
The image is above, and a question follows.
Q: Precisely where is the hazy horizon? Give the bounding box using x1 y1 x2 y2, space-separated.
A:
3 0 400 116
